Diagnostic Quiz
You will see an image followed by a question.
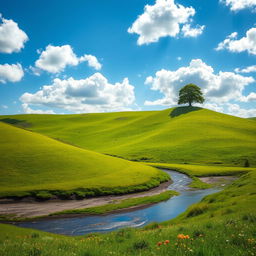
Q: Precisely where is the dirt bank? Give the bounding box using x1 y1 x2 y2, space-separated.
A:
0 180 172 219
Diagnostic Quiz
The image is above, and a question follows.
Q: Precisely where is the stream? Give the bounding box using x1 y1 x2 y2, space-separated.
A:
16 170 219 236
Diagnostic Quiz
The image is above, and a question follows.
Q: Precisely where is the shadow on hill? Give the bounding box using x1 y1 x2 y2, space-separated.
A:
0 118 31 128
170 106 202 118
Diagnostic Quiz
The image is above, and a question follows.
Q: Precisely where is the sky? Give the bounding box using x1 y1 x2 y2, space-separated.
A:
0 0 255 117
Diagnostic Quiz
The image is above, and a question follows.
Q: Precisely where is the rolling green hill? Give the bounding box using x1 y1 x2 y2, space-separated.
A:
2 107 255 166
0 122 168 199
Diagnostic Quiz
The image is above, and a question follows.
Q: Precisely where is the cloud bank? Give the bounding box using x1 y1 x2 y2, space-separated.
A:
20 73 135 113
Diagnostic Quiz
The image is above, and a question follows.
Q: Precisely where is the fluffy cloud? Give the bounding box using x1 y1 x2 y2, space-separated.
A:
22 103 55 114
235 65 256 73
0 14 28 53
0 63 24 83
240 92 256 102
220 0 256 11
35 45 79 73
79 54 102 70
216 27 256 55
20 73 135 113
128 0 204 45
34 45 102 74
226 103 256 118
144 59 254 106
181 24 205 37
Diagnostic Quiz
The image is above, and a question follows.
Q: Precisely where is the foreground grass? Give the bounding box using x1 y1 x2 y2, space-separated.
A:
50 190 179 216
0 163 255 255
0 122 169 199
1 216 255 256
2 107 255 166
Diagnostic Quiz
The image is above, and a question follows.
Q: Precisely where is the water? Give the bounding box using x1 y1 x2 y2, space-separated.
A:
16 170 219 236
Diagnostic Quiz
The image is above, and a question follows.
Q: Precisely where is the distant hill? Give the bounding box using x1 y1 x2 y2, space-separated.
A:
2 107 255 166
0 122 166 199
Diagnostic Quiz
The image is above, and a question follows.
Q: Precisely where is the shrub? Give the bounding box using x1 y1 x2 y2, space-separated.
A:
244 159 250 167
132 240 149 250
35 191 52 200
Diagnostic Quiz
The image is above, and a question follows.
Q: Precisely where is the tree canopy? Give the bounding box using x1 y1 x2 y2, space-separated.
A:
178 84 205 106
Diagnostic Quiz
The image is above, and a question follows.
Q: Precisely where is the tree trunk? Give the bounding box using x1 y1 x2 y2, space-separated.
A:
189 101 192 107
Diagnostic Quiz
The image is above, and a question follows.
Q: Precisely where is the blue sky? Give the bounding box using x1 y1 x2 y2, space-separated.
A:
0 0 255 117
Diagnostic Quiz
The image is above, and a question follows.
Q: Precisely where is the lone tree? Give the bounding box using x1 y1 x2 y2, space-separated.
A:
178 83 205 107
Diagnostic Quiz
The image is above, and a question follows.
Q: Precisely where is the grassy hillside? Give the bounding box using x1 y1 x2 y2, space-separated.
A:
2 107 255 166
0 122 168 199
1 164 255 256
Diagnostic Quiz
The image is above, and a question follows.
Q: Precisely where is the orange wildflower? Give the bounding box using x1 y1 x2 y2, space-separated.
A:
157 242 163 246
177 234 190 239
164 240 170 244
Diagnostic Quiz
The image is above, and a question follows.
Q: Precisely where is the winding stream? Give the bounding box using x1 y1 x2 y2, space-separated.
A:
16 170 219 236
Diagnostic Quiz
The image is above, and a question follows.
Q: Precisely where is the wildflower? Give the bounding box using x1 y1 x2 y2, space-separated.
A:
164 240 170 245
177 234 190 239
157 242 163 246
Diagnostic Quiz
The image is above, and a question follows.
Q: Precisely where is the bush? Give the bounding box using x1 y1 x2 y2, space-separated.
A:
132 240 149 250
35 191 52 200
244 159 250 167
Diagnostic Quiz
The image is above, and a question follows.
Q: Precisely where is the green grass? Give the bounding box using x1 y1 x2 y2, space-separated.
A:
0 107 256 255
1 164 255 255
0 166 255 256
0 122 169 199
145 162 256 189
50 190 179 216
1 107 255 166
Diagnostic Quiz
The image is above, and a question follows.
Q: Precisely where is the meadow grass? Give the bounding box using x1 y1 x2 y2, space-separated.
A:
145 162 255 189
0 107 255 255
1 162 255 255
50 190 179 216
1 106 255 166
0 122 169 199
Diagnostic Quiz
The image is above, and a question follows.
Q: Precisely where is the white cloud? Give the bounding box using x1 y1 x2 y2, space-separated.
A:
0 14 28 53
181 24 205 37
216 27 256 55
1 105 8 109
34 45 102 74
79 54 102 70
199 102 224 113
22 103 55 114
0 63 24 83
235 65 256 73
220 0 256 11
20 73 135 113
226 103 256 118
144 59 254 106
35 45 79 73
240 92 256 102
128 0 204 45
